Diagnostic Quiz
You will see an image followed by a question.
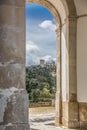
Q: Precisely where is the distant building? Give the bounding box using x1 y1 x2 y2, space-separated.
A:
40 59 45 67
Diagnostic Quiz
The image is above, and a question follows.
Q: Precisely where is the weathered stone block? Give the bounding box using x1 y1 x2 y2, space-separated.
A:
79 103 87 128
69 102 79 121
79 103 87 122
0 6 17 26
0 5 25 29
7 124 30 130
16 7 25 28
62 102 69 127
0 124 30 130
80 121 87 128
0 25 25 63
0 64 25 89
5 90 28 124
0 90 29 125
0 125 5 130
62 101 79 128
0 0 25 6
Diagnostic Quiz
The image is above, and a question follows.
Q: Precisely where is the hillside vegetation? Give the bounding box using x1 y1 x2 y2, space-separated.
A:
26 65 56 102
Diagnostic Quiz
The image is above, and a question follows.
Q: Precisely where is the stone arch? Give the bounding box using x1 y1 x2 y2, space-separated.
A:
26 0 61 26
0 0 78 130
26 0 78 128
61 0 77 16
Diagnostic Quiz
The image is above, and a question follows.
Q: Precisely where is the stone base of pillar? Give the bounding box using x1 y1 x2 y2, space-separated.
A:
62 101 80 128
0 124 30 130
55 116 80 128
55 91 62 126
55 101 87 129
79 102 87 128
0 89 30 130
62 118 80 128
80 121 87 128
55 116 61 126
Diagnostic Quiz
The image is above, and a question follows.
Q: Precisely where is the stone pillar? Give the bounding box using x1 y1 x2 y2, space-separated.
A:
55 25 62 125
0 1 30 130
62 16 79 128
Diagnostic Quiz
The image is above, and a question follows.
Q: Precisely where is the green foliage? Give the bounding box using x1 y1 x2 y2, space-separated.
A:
26 65 56 102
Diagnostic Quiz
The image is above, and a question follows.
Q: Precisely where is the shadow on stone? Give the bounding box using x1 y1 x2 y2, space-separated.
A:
45 122 55 126
31 129 38 130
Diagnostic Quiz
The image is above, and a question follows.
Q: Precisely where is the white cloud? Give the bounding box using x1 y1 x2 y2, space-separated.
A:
39 20 56 31
26 40 40 66
26 40 40 53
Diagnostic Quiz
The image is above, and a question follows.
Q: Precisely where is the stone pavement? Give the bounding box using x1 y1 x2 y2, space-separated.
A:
29 113 85 130
29 107 86 130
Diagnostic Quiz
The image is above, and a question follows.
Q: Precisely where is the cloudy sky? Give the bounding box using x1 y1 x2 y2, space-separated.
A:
26 3 56 66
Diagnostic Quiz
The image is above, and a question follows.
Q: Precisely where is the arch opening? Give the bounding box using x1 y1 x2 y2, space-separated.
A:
26 3 58 129
25 0 66 128
25 0 78 128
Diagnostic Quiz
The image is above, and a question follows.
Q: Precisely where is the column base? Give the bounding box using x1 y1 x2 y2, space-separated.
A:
55 101 80 128
55 116 61 126
62 101 80 128
79 102 87 128
80 121 87 128
0 124 30 130
0 89 30 130
55 101 87 129
62 118 80 128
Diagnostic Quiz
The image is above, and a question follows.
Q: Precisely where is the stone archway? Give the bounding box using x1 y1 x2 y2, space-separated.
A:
0 0 78 130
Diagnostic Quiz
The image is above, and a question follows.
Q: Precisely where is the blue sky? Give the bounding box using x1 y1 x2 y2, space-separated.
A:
26 3 56 66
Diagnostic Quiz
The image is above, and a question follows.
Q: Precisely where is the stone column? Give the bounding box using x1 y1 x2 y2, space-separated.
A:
0 1 30 130
62 16 79 128
55 25 62 125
